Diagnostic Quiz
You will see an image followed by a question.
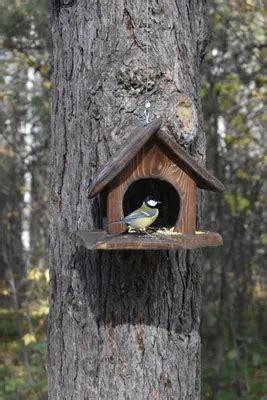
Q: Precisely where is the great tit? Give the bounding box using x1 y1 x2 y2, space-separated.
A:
109 195 161 231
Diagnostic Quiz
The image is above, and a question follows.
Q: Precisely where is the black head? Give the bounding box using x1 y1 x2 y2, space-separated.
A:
143 195 161 208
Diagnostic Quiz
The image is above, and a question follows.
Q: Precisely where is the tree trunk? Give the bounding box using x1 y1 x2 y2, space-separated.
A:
49 1 209 399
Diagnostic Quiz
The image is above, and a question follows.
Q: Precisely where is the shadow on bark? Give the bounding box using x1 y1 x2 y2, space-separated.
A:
65 246 201 335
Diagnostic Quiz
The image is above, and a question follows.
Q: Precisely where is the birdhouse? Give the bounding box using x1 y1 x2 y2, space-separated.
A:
76 118 224 250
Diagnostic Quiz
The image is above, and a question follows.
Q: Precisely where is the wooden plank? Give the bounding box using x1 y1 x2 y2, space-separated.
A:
106 183 126 234
156 130 225 192
107 140 196 234
88 118 162 198
75 230 223 250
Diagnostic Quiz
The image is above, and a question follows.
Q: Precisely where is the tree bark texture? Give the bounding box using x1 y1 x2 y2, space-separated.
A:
49 1 209 399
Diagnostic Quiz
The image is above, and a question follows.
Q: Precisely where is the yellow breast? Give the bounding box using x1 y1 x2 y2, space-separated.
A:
130 209 159 229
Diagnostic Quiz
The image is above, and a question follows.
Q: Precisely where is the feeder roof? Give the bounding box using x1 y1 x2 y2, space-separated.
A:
88 117 225 198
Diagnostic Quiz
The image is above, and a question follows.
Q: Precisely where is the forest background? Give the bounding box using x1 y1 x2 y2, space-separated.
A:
0 0 266 399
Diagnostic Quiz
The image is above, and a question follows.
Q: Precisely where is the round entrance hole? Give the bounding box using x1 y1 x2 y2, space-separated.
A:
123 178 180 228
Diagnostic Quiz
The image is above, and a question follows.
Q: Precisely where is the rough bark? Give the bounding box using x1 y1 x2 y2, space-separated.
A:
49 1 209 399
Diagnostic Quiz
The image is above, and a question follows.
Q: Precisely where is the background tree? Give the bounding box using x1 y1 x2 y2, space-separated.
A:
48 1 209 398
201 0 267 398
0 1 50 397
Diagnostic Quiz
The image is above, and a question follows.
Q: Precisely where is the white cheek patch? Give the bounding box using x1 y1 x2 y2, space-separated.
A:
147 200 157 207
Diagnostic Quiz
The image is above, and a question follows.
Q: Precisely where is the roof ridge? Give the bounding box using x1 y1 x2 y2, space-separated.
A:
88 118 224 198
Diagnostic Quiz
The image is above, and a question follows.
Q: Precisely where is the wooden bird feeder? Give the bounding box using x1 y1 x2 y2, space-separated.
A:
76 117 225 250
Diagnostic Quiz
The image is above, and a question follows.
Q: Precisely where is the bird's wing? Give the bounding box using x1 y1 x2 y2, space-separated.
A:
123 208 157 223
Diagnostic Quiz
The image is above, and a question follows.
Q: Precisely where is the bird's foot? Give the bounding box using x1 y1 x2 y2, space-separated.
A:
142 229 155 238
135 229 146 235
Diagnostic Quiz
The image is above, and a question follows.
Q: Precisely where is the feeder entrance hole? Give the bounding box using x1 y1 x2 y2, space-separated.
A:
123 178 180 228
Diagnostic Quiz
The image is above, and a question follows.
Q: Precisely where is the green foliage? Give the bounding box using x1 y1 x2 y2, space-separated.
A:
236 169 249 180
226 348 238 361
201 1 267 399
260 233 267 245
0 1 50 397
0 310 18 338
224 191 250 216
260 154 267 167
218 74 240 97
0 268 48 399
203 337 267 400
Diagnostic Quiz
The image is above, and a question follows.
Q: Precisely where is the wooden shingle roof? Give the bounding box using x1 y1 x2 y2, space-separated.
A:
88 118 224 198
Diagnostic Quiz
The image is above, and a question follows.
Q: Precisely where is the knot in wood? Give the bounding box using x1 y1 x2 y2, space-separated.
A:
176 94 197 133
117 65 157 94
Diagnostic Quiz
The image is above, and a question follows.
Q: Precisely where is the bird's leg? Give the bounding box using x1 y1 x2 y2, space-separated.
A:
142 228 155 238
133 228 150 236
131 228 155 237
135 228 146 235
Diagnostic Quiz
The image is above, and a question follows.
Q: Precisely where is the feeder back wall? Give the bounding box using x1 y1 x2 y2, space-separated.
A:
123 178 180 228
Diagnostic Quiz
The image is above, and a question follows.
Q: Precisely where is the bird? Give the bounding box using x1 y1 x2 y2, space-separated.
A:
109 195 161 232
